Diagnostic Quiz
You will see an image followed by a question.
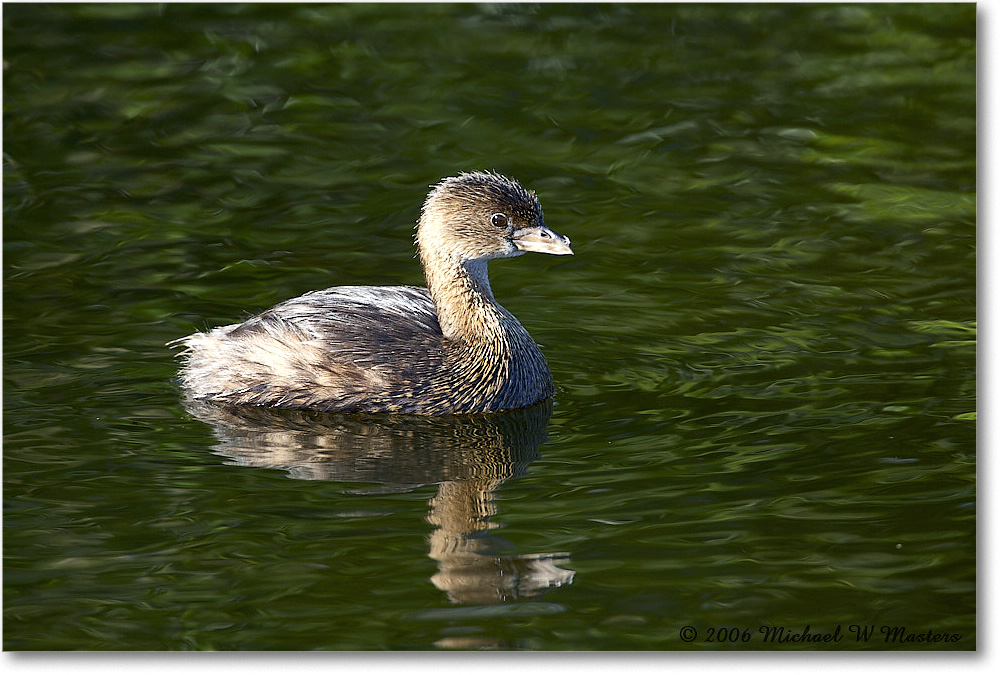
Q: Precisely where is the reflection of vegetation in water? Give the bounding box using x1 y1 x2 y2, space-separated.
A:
908 320 976 350
1 1 974 650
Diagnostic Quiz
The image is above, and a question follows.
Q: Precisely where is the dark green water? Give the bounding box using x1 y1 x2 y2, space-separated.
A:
3 3 975 651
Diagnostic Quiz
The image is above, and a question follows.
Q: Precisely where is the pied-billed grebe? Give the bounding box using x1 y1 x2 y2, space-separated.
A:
174 171 573 414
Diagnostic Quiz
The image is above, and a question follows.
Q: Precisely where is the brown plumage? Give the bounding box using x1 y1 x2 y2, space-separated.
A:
173 171 573 414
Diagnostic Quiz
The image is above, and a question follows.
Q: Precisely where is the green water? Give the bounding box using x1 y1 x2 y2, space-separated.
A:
3 3 975 651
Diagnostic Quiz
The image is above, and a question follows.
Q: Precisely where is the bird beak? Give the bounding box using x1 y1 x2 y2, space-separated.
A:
513 224 574 256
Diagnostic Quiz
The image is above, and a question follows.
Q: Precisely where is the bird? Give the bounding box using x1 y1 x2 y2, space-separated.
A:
174 171 573 414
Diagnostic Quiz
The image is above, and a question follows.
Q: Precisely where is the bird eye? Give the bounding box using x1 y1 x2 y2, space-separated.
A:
490 213 509 228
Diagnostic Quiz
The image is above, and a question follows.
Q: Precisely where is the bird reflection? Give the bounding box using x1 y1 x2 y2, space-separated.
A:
181 398 574 604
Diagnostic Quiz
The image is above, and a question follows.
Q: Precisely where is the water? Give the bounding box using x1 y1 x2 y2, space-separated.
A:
3 3 975 651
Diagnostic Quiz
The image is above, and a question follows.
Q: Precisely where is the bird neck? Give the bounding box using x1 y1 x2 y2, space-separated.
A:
421 251 515 344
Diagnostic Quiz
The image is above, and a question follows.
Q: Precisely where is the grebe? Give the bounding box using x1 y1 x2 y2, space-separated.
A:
174 171 573 414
